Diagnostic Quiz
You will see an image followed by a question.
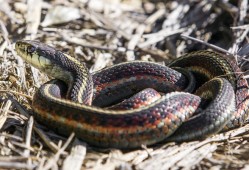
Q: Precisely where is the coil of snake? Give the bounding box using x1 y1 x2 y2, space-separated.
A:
15 40 249 149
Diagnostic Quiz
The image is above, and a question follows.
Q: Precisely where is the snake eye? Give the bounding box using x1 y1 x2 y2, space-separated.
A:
27 46 35 53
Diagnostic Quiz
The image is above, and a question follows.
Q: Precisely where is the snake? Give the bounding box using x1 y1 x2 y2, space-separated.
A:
15 40 249 149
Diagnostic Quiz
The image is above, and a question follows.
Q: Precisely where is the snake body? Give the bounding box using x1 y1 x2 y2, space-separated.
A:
15 40 249 148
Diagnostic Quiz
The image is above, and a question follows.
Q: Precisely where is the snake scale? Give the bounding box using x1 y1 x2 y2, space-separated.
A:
15 40 249 149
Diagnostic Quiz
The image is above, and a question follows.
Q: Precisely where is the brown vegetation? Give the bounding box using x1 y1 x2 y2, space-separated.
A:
1 0 249 169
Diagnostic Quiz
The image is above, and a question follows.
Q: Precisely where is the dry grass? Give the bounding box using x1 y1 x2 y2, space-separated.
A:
1 0 249 169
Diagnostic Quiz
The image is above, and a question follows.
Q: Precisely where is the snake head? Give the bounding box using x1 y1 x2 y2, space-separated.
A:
15 40 77 83
15 40 55 72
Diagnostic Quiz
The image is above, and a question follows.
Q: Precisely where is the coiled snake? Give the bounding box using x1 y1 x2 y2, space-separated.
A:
15 40 249 149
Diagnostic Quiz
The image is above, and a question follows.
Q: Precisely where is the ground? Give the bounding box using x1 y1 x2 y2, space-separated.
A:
1 0 249 169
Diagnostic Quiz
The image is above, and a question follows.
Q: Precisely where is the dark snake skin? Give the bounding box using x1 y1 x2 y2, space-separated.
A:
15 40 249 148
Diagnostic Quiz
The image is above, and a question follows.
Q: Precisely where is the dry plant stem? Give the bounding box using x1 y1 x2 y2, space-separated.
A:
24 116 34 167
136 124 249 170
127 25 145 61
145 8 166 27
10 141 34 152
0 90 33 100
0 100 11 129
0 132 23 142
138 142 217 170
229 0 249 55
33 126 68 154
25 0 42 39
139 28 185 48
238 0 248 25
41 133 75 170
231 24 249 29
89 10 131 40
0 161 35 169
61 33 126 52
7 94 30 119
138 48 173 60
180 34 233 55
126 5 167 60
62 143 86 170
176 144 217 169
218 0 238 14
0 156 32 161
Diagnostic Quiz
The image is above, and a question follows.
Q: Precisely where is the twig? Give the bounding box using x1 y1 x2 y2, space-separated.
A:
0 100 11 128
24 116 34 167
42 133 75 170
0 161 35 169
0 90 33 100
62 140 86 170
33 125 67 154
181 34 233 55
